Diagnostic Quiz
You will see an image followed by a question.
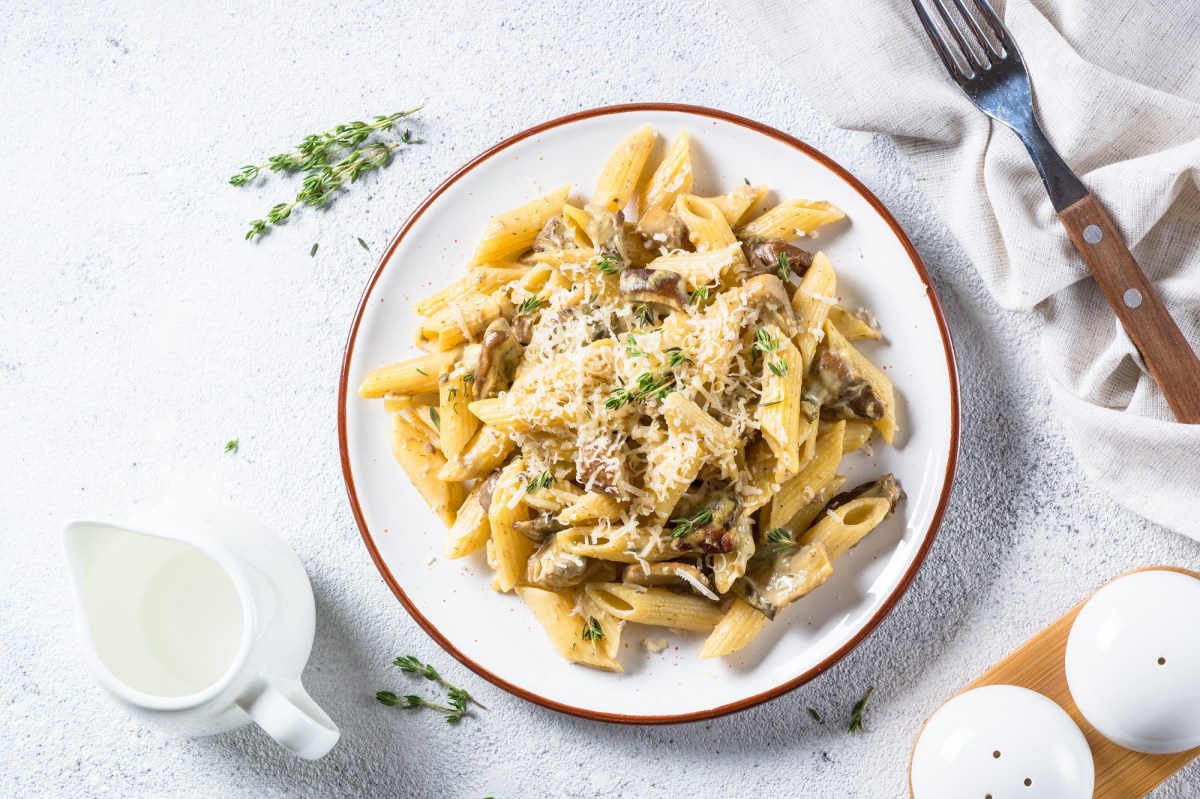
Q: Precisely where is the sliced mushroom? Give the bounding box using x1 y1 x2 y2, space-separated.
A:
825 474 905 518
622 561 715 597
635 208 686 251
743 238 814 280
736 541 833 620
619 268 686 313
810 339 886 422
512 514 571 543
526 534 590 590
477 468 503 513
576 435 626 497
512 313 536 345
671 487 742 554
584 204 628 263
474 318 524 399
533 215 576 253
741 274 798 337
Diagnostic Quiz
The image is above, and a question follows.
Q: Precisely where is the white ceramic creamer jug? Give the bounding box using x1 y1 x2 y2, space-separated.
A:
63 500 339 759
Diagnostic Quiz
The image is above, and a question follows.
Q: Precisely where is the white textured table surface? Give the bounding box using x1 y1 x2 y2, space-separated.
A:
3 1 1198 797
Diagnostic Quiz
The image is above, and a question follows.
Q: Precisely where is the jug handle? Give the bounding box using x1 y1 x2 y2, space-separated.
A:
237 677 340 760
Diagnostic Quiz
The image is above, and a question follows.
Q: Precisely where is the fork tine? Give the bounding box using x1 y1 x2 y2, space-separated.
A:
968 0 1015 50
930 0 986 71
948 0 1003 59
911 0 966 82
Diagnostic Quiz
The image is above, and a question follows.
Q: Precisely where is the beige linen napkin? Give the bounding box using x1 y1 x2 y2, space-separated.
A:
726 0 1200 537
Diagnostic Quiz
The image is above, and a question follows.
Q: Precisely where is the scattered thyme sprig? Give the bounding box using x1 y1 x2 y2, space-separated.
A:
625 333 648 358
753 328 788 376
376 691 465 723
596 252 623 275
848 686 874 733
223 439 239 453
765 527 795 552
670 508 714 538
234 108 423 240
753 327 780 356
777 251 791 282
429 407 441 430
634 303 654 326
526 470 555 493
517 296 546 317
582 617 604 642
379 655 485 725
808 707 823 723
689 285 711 304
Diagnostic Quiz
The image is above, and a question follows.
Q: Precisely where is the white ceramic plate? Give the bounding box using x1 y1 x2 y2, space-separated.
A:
339 104 959 723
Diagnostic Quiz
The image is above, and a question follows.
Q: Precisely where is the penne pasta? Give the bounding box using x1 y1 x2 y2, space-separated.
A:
674 194 738 251
704 183 770 227
390 413 463 528
436 424 514 481
756 327 805 479
739 199 845 240
358 350 461 398
699 598 769 659
594 125 655 212
639 131 693 215
766 421 845 530
516 586 623 671
470 184 571 265
444 483 491 559
584 583 722 632
488 459 534 592
799 497 892 560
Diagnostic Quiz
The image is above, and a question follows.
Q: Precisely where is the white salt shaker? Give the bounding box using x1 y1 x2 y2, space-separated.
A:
1065 569 1200 754
910 684 1094 799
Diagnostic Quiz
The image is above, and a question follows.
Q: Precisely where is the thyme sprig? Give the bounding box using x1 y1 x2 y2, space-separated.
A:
765 527 795 552
526 470 555 493
670 508 714 538
596 252 622 275
234 108 423 240
848 686 874 733
604 348 692 410
753 328 788 376
777 251 791 282
582 617 604 642
517 296 546 316
379 655 485 725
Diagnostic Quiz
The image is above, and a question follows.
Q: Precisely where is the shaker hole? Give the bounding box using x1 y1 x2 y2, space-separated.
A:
1025 778 1033 787
1158 657 1167 665
993 750 1001 759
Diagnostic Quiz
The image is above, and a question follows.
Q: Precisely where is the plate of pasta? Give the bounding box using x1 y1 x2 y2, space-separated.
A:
339 104 958 723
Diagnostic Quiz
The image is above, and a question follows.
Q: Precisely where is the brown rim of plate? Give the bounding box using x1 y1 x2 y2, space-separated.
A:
337 102 961 725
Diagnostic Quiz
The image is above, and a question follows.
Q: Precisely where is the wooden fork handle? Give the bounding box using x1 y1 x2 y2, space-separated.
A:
1058 194 1200 423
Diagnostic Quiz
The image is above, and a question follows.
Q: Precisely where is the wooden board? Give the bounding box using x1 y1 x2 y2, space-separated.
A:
910 566 1200 798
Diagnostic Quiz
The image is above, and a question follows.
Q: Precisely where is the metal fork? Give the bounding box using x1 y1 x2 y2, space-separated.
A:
912 0 1200 423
